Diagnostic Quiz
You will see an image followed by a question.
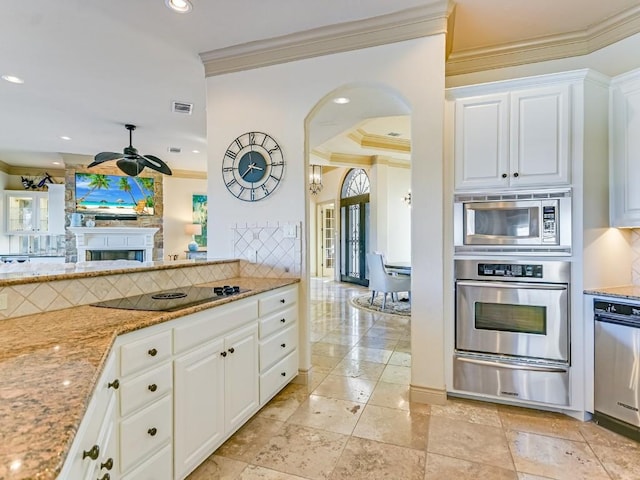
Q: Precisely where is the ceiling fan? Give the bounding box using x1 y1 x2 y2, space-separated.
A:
89 124 172 176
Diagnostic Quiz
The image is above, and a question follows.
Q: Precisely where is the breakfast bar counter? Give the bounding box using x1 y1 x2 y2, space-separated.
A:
0 276 299 480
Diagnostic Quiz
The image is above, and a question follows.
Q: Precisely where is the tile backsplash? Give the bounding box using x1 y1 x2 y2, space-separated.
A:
631 229 640 285
232 222 301 278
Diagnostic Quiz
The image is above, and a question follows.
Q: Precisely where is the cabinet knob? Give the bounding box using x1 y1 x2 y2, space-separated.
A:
100 458 113 471
220 351 227 357
147 427 157 437
280 299 286 304
97 474 110 480
82 445 100 460
280 372 286 377
228 347 235 354
148 383 157 392
513 172 519 178
281 343 286 348
280 318 286 323
501 173 508 178
107 379 119 390
148 348 158 357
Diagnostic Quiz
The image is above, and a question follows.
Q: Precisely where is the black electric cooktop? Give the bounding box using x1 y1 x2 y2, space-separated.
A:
91 285 249 312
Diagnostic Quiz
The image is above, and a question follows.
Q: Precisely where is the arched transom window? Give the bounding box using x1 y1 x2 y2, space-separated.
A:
341 168 370 198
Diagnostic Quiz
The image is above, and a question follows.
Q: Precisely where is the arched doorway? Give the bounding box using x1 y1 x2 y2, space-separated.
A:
340 168 370 286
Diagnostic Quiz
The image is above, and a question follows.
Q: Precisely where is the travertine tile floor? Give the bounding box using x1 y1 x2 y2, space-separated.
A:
188 279 640 480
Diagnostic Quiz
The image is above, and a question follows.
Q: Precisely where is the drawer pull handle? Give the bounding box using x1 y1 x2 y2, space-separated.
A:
228 347 235 354
501 173 507 178
82 445 100 460
280 318 286 323
220 351 227 357
148 348 158 357
148 383 157 392
280 372 286 376
100 458 114 471
107 379 119 390
281 343 286 348
280 299 286 303
513 172 519 178
148 427 157 437
97 474 110 480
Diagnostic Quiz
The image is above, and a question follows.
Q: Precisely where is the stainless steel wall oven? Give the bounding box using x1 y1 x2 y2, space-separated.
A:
454 259 571 406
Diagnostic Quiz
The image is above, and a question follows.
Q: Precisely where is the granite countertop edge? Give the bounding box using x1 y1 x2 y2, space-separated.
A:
0 276 299 480
584 285 640 301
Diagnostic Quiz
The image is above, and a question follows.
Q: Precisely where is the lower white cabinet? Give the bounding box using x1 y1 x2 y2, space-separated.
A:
60 284 298 480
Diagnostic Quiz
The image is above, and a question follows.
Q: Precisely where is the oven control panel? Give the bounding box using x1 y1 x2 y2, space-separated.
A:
477 263 543 278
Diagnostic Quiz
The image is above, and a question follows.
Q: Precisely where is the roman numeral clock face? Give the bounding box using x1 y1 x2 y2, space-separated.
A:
222 132 285 202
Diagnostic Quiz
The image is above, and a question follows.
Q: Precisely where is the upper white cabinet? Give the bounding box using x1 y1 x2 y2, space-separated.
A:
4 183 65 234
610 68 640 227
449 75 571 191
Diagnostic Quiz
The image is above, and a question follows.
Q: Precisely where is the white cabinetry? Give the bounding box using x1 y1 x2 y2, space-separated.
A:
4 184 65 234
116 328 173 479
610 68 640 227
173 300 259 480
57 353 119 480
449 76 571 191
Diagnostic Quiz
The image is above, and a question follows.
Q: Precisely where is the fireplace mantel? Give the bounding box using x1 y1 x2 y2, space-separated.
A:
69 227 158 262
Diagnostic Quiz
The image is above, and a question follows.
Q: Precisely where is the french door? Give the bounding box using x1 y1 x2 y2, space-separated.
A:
340 193 369 286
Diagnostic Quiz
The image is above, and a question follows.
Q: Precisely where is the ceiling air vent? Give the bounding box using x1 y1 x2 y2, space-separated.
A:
172 101 193 115
168 146 182 153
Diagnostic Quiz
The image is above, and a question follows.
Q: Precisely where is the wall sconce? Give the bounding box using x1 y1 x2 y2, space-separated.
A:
185 223 202 252
402 190 411 207
309 164 323 195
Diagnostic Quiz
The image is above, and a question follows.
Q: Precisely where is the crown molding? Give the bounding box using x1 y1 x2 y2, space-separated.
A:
372 156 411 169
201 3 451 77
170 169 207 179
327 153 373 168
0 160 10 174
446 4 640 76
4 165 66 178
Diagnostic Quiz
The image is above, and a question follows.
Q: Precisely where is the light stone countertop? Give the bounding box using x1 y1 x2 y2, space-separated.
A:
0 276 299 480
584 285 640 302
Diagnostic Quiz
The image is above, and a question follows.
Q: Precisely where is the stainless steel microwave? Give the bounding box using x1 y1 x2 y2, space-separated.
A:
454 190 572 254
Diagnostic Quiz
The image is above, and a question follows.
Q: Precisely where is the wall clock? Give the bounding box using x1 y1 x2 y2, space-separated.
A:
222 131 285 202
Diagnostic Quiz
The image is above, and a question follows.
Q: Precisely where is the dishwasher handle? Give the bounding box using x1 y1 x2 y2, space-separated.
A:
594 313 640 329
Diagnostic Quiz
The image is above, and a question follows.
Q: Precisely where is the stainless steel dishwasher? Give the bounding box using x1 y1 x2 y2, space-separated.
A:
593 299 640 442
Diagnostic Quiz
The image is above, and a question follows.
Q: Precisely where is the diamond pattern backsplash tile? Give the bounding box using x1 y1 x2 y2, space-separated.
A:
0 261 241 320
232 222 301 278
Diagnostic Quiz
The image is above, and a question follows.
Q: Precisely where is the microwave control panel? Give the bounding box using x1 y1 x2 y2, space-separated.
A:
477 263 543 278
542 205 557 243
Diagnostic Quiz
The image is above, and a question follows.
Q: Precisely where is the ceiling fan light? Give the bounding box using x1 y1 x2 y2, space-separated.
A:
165 0 192 13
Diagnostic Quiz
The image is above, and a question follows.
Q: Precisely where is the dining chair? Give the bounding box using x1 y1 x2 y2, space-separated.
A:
366 252 411 310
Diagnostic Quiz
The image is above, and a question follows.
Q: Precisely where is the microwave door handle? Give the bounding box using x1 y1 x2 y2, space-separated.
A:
457 356 568 373
456 280 567 290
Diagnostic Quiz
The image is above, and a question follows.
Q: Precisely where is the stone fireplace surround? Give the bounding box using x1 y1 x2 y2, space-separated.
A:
68 227 159 263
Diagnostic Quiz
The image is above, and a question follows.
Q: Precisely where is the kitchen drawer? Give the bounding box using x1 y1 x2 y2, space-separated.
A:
258 286 297 316
121 443 172 480
120 330 172 377
173 300 258 354
260 350 298 405
119 393 172 473
259 305 297 338
260 324 297 372
120 362 172 417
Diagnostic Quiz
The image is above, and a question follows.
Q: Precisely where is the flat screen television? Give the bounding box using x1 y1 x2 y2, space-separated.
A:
75 173 155 216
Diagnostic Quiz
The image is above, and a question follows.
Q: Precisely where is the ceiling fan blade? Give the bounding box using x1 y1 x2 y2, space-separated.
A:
88 151 123 167
141 155 173 175
116 158 145 176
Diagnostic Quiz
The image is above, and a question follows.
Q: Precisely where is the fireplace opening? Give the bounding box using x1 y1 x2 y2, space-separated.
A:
87 250 144 262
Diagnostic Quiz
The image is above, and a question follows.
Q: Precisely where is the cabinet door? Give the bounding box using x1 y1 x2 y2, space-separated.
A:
509 85 570 187
611 73 640 227
174 338 225 480
453 93 509 190
6 192 36 233
224 322 259 433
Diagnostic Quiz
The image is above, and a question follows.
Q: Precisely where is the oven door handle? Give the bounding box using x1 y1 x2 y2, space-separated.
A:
456 280 567 290
457 356 568 373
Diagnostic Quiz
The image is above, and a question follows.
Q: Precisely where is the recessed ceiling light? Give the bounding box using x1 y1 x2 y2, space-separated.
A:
52 161 61 165
2 75 24 84
165 0 192 13
60 136 71 140
333 97 350 105
192 150 200 154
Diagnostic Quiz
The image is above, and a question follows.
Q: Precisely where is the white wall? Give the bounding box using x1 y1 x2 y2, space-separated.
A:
162 176 207 260
0 171 9 252
385 164 411 262
206 35 447 399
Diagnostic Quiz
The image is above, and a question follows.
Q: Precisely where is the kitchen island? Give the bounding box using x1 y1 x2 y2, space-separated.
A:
0 260 300 480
